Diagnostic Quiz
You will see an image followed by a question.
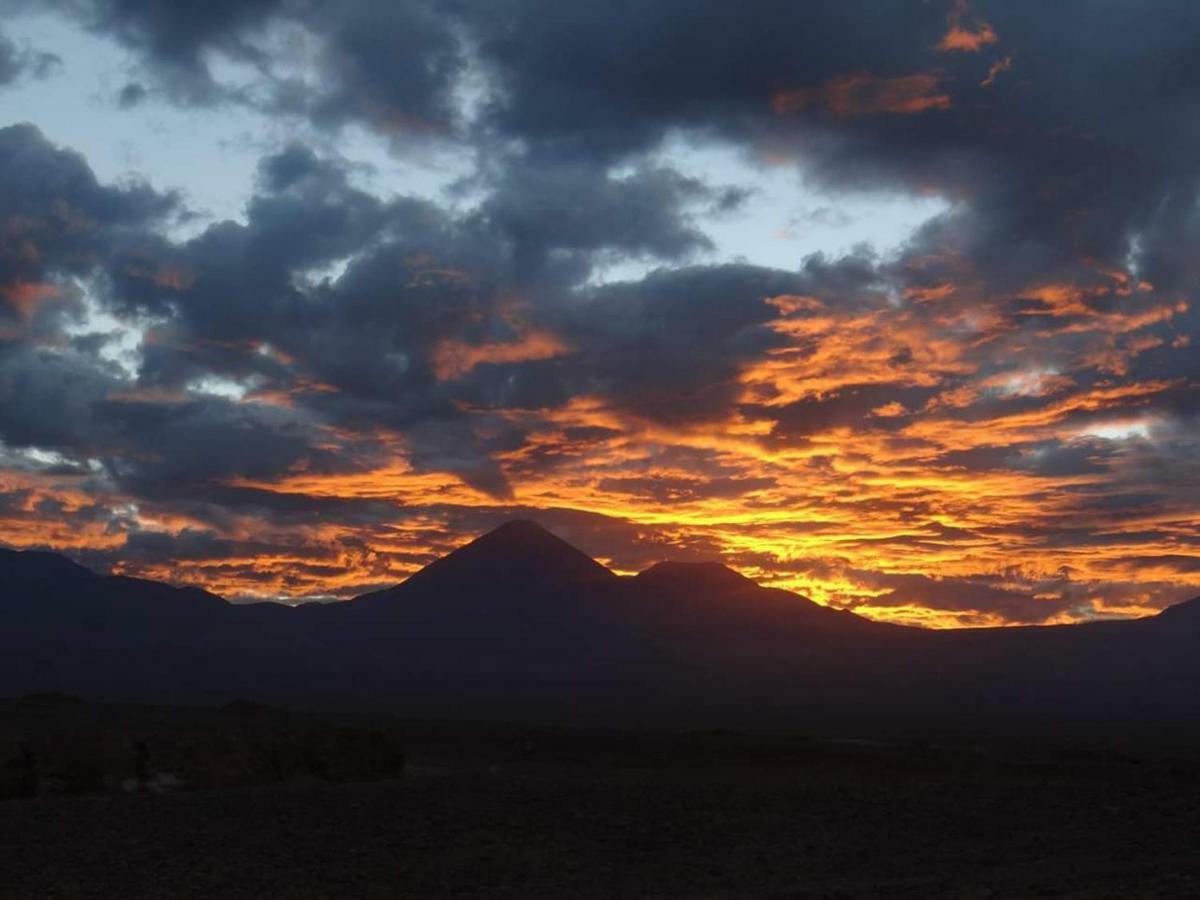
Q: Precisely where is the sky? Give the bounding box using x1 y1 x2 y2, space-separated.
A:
0 0 1195 627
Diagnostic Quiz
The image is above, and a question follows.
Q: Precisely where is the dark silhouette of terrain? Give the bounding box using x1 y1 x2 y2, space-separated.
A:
2 520 1199 735
5 694 1200 897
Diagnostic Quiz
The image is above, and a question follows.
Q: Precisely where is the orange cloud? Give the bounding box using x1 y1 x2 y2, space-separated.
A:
980 55 1012 87
773 72 951 118
871 401 907 418
937 0 999 52
433 327 570 381
2 281 59 319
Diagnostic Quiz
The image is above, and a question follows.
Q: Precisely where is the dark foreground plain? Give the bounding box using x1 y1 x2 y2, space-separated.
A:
4 698 1200 899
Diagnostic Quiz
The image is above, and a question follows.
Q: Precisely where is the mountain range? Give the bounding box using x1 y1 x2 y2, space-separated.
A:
3 520 1198 735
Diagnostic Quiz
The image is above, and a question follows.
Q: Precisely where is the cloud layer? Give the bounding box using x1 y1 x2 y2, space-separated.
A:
0 0 1196 626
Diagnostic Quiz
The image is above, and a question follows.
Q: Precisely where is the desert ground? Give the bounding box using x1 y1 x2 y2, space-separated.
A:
3 696 1200 899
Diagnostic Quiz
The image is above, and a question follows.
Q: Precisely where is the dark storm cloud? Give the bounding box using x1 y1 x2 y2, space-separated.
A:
296 2 464 133
54 0 283 103
43 0 932 142
0 29 25 85
933 441 1117 479
558 265 800 424
0 340 346 497
180 486 401 528
471 159 725 277
49 0 1200 317
42 0 1200 276
111 141 393 332
50 0 465 127
116 527 282 565
454 0 1200 318
465 0 948 161
436 260 822 426
104 395 340 489
0 124 175 302
116 81 148 107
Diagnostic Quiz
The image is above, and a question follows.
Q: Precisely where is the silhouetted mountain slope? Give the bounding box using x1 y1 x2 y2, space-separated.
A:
335 522 626 669
1151 595 1200 625
629 560 891 640
2 526 1199 733
1 548 228 631
0 547 94 583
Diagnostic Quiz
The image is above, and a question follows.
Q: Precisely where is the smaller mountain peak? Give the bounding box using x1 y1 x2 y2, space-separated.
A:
637 560 753 590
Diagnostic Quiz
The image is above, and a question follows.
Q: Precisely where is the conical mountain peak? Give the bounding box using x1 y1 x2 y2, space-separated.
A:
377 519 618 600
473 519 563 546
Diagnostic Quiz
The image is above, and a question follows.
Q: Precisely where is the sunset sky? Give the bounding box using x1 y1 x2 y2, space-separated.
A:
0 1 1196 626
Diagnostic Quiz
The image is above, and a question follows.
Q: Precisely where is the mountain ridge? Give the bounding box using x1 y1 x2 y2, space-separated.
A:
4 523 1196 627
4 521 1200 733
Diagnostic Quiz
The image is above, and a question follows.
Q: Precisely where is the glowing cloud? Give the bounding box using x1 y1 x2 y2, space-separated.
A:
938 0 999 53
981 56 1012 87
